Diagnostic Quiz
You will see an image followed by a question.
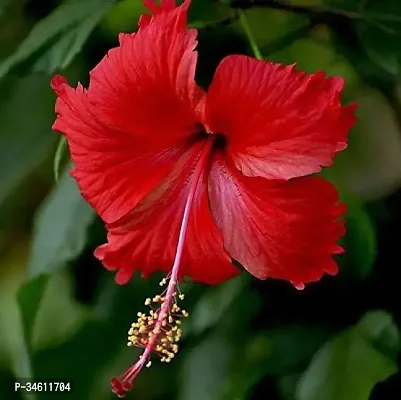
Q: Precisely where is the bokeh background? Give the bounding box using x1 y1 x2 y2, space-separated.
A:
1 0 401 399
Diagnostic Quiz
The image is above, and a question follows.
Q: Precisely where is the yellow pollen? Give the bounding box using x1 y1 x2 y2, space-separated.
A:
126 281 189 368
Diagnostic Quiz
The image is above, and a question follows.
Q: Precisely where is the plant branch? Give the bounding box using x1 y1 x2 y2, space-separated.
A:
238 9 263 59
230 0 361 20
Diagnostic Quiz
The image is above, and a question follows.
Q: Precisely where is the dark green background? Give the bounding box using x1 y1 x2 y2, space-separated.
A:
0 0 400 399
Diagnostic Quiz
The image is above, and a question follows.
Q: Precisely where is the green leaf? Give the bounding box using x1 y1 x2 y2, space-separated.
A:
0 0 9 19
179 330 232 400
188 0 232 28
0 243 36 390
327 0 401 76
0 0 114 79
101 0 145 36
28 167 95 278
53 137 68 182
223 325 332 400
355 0 401 76
320 168 377 278
187 276 245 336
296 310 400 400
0 75 56 209
31 275 157 399
0 369 24 400
340 190 377 278
17 275 50 351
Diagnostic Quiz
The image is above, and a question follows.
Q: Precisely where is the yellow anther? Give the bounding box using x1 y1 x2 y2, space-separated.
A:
127 284 189 366
146 361 152 368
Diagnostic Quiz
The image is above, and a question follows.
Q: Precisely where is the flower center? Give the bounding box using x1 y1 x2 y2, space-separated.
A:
211 132 227 149
197 126 227 150
111 137 215 398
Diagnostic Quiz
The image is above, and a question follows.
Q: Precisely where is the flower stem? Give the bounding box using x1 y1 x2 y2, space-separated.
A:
238 9 263 60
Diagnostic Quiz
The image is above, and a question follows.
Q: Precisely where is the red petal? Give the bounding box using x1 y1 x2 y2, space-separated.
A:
51 0 204 224
95 143 239 285
208 154 346 287
205 55 357 180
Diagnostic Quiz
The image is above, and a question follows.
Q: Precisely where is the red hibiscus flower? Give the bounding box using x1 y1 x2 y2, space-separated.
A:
51 0 356 396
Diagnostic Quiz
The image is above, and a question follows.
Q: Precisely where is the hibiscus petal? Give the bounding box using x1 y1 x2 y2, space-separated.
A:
95 143 239 285
205 55 357 180
208 154 346 287
51 0 204 224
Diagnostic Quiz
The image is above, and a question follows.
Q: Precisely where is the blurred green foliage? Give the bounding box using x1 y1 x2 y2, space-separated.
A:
1 0 401 399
